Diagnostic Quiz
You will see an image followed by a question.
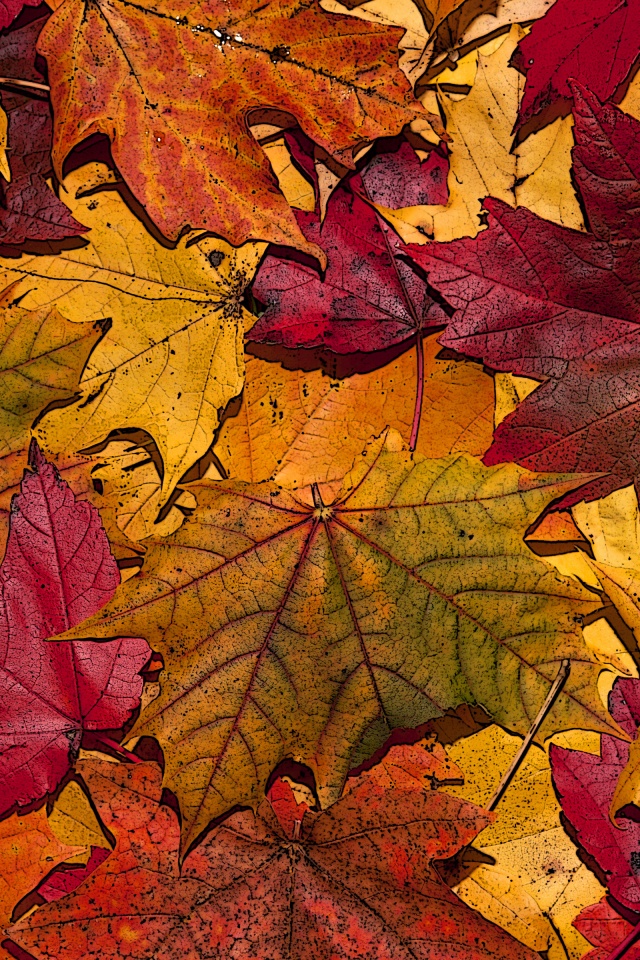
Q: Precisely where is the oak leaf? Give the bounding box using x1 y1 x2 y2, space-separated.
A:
0 164 265 503
0 16 86 245
215 337 495 486
404 85 640 506
37 0 429 257
0 442 150 815
57 431 612 849
512 0 640 132
550 677 640 913
9 758 539 959
0 807 82 958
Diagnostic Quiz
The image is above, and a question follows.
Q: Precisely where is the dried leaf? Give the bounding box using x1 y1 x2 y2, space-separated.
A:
0 443 150 815
0 808 82 957
446 725 605 959
0 17 86 244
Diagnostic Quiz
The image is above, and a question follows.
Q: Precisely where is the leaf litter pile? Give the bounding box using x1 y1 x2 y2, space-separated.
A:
5 0 640 957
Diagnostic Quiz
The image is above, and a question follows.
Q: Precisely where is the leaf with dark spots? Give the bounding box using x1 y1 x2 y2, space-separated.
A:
551 677 640 913
0 16 86 245
0 442 150 815
402 86 640 507
249 176 447 355
53 430 612 850
512 0 640 132
9 758 540 959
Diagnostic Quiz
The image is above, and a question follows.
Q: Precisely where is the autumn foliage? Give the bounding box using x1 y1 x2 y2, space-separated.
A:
2 0 640 957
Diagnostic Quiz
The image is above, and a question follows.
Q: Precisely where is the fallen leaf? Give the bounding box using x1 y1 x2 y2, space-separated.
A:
0 283 103 461
216 337 495 486
0 16 86 245
573 898 640 960
57 431 611 849
0 163 265 504
90 443 197 543
0 808 82 958
360 139 449 208
0 442 150 815
404 85 640 506
551 677 640 913
37 847 111 903
249 175 447 354
345 735 463 794
9 758 539 958
445 724 605 959
48 781 111 856
429 0 557 77
38 0 428 257
379 28 583 242
512 0 640 132
573 487 640 570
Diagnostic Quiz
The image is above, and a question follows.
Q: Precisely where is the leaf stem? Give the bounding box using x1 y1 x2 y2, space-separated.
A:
91 734 142 763
604 919 640 960
487 659 570 811
409 332 424 452
0 76 50 92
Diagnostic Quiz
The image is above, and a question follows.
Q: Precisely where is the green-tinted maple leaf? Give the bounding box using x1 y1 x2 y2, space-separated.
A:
57 431 614 850
0 282 102 459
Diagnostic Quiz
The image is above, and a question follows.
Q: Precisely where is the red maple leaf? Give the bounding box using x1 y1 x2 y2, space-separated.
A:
0 16 87 246
402 84 640 506
9 758 538 959
512 0 640 131
550 677 640 913
0 442 150 815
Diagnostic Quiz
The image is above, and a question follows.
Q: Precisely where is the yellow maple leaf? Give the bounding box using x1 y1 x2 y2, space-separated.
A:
0 163 265 504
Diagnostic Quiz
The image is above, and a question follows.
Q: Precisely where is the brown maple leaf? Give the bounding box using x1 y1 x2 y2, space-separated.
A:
38 0 430 256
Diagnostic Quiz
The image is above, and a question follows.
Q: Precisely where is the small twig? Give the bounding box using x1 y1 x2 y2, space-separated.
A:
311 482 324 510
487 659 571 811
409 331 424 451
604 919 640 960
91 734 142 763
0 76 50 92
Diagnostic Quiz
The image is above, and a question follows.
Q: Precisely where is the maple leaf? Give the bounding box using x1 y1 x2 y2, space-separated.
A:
427 0 556 78
550 677 640 913
249 175 447 355
360 139 449 209
0 807 82 959
0 281 103 459
216 337 495 486
0 16 86 245
573 898 640 960
9 758 539 959
0 163 264 504
37 0 430 257
374 28 583 243
512 0 640 132
444 723 606 957
403 85 640 507
344 735 464 795
0 442 150 815
56 431 612 849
